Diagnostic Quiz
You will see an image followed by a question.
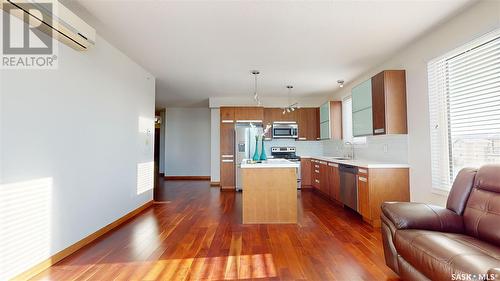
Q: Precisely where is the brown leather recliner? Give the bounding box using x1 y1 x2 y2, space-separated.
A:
381 165 500 281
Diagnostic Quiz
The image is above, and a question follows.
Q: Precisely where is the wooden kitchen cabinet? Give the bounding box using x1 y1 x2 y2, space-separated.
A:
220 107 235 122
371 70 407 135
297 108 320 141
220 123 235 156
220 122 235 189
234 107 264 121
311 160 320 189
327 163 341 202
319 101 342 140
220 107 235 190
356 168 410 227
220 160 235 190
319 161 329 196
300 158 312 188
357 174 370 219
263 108 295 123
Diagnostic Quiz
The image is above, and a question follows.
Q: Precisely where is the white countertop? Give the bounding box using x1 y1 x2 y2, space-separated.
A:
241 158 300 169
299 155 410 169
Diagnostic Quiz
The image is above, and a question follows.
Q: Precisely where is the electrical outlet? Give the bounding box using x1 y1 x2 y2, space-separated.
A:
383 144 388 153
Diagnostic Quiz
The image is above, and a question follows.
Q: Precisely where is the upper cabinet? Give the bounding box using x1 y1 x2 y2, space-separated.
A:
297 108 319 141
351 70 407 137
352 79 372 112
352 80 373 137
220 107 235 123
319 101 342 140
371 70 407 135
234 107 264 121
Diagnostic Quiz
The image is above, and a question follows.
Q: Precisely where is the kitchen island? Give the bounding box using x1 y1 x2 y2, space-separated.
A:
241 159 299 224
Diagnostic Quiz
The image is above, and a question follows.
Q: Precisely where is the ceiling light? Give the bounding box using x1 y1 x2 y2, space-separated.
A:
283 85 298 114
337 80 345 88
252 70 261 106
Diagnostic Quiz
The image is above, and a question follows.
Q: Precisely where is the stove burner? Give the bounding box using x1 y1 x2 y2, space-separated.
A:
271 146 300 161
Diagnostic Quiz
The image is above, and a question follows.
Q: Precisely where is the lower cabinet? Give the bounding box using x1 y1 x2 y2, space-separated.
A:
220 160 235 189
309 158 410 227
357 174 370 219
311 160 320 189
328 163 340 202
319 161 329 196
300 158 312 188
356 168 410 227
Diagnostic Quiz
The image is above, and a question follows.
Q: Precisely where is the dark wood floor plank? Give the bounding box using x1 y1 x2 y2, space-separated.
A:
30 180 399 281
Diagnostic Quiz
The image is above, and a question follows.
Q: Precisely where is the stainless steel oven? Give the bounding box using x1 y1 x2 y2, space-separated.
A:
272 122 298 139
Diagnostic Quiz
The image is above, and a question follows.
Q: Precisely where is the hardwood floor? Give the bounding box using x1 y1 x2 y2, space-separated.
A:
31 181 400 281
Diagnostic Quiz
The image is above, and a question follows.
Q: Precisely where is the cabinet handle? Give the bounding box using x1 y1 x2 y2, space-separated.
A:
359 176 367 182
236 120 263 123
374 128 385 134
222 159 234 163
316 137 320 140
314 165 320 168
222 155 234 158
222 120 234 123
315 179 320 183
298 137 307 140
319 161 327 165
328 163 338 167
358 168 367 174
314 169 320 173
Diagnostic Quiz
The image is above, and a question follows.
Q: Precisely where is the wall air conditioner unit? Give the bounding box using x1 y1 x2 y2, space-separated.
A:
1 0 96 51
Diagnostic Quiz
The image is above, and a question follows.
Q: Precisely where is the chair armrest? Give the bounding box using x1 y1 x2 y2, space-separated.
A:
381 202 464 233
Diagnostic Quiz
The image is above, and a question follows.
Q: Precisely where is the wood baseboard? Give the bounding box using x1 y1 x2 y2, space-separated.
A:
164 176 210 181
11 200 153 281
210 181 220 187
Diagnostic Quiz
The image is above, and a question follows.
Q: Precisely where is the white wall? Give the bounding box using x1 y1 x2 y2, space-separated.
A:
165 108 211 176
327 0 500 206
0 28 155 280
210 109 220 182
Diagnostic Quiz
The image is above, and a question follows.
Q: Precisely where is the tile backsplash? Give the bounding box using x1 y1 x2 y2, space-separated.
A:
323 135 409 163
264 139 323 157
264 135 408 164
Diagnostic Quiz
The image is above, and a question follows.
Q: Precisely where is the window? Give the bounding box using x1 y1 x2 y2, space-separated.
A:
428 29 500 193
342 97 353 142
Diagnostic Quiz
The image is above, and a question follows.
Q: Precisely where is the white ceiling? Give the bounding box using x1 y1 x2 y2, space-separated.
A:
66 0 475 108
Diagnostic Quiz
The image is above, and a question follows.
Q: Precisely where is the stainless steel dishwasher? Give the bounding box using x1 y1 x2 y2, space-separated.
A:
339 164 358 211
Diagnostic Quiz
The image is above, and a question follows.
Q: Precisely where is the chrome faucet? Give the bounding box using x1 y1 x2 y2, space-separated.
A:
344 141 354 160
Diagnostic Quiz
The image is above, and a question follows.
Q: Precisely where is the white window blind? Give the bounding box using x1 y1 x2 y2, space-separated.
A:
428 29 500 192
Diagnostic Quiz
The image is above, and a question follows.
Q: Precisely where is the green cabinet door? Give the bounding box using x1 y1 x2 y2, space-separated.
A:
320 121 330 140
319 102 330 123
352 107 373 137
352 79 372 112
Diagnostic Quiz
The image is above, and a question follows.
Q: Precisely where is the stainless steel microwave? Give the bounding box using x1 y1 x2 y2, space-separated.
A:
272 122 298 139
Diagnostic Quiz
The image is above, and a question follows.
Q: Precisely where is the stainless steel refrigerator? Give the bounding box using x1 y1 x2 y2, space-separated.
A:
235 122 263 191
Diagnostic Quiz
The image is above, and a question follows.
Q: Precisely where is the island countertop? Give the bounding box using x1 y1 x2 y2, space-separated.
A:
240 159 300 169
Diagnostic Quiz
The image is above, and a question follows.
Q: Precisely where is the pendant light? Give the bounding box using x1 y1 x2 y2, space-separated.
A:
252 70 262 106
283 85 299 115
